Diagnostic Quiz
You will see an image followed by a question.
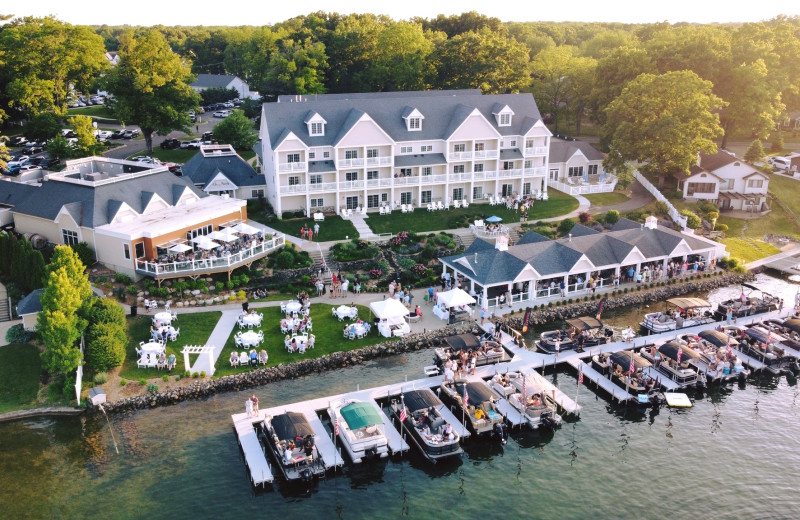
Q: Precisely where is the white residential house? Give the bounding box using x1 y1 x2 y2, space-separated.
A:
105 51 119 66
547 138 606 185
678 150 770 213
190 74 254 99
257 90 552 217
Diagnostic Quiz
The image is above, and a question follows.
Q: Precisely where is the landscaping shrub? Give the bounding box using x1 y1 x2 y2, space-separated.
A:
70 241 95 267
147 383 159 393
578 211 592 224
5 324 33 344
114 273 133 284
679 209 702 229
558 218 576 236
94 372 108 384
120 379 127 386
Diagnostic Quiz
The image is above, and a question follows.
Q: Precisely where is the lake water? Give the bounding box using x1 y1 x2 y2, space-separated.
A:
2 274 799 520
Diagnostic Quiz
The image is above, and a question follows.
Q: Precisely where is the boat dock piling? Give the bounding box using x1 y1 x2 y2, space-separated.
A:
231 411 273 487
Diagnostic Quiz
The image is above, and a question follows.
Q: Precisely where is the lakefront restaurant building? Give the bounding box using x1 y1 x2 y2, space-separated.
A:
439 216 727 309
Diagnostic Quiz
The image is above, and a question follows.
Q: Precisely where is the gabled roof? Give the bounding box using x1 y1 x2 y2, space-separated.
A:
517 230 551 245
262 90 543 150
698 150 737 172
566 223 599 237
17 289 44 316
181 150 264 188
190 74 240 89
465 238 496 253
548 138 605 163
12 171 206 229
611 218 643 231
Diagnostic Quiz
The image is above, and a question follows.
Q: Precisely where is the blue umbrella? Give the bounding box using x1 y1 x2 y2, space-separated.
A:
486 216 503 223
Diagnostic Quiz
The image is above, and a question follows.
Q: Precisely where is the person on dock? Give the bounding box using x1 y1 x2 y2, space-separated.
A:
554 338 561 359
251 395 259 415
245 397 253 417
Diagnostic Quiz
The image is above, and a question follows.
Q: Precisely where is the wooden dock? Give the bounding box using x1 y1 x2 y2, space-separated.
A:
494 398 525 427
730 348 767 371
231 411 273 487
566 358 634 402
642 367 681 391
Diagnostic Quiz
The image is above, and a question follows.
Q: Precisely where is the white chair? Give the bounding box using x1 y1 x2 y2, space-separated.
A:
361 207 368 216
314 212 324 222
137 355 148 368
384 205 392 214
436 201 444 210
400 204 407 213
427 203 433 212
170 328 180 341
346 209 353 218
355 206 361 214
453 200 461 209
340 207 347 218
462 199 469 208
298 343 306 354
488 196 495 205
240 351 248 364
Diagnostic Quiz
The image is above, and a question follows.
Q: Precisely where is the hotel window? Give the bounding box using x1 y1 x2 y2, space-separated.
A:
323 151 330 158
421 191 432 204
381 193 388 202
287 153 300 163
187 224 212 240
308 152 315 159
310 175 322 184
367 195 380 208
123 243 131 260
499 113 511 126
453 165 465 174
345 196 359 209
408 117 421 130
251 189 265 197
453 143 466 153
288 176 300 185
310 122 324 136
510 139 517 147
523 182 531 195
475 142 484 151
367 171 379 180
367 148 378 158
588 164 598 175
524 160 532 169
310 198 323 208
452 188 463 201
501 184 514 196
400 146 412 154
400 168 412 176
474 164 484 173
345 171 358 181
568 166 584 177
400 192 412 204
473 187 483 200
422 167 432 176
135 242 145 259
345 150 358 160
502 161 514 171
420 145 432 152
62 229 79 246
525 139 533 148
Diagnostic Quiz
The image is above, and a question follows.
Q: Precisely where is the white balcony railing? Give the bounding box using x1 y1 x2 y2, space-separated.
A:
135 236 285 277
474 150 499 159
278 162 306 172
449 151 473 161
366 156 392 166
338 158 366 168
524 146 548 156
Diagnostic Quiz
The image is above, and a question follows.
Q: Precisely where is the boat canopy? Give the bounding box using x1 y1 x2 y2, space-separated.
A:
742 327 778 344
609 350 652 369
742 283 761 292
444 334 482 352
666 298 711 310
402 390 443 413
697 330 739 347
271 412 314 441
565 316 603 331
659 341 701 361
341 402 382 430
453 381 496 404
782 319 800 334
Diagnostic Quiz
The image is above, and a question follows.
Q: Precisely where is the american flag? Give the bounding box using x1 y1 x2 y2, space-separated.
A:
334 417 339 436
522 375 527 399
399 407 407 422
629 355 635 374
578 369 584 385
677 347 682 364
727 340 732 355
463 387 469 408
767 331 772 343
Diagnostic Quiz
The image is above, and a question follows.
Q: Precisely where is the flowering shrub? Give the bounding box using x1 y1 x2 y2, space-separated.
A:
411 264 428 276
369 268 383 279
391 231 410 246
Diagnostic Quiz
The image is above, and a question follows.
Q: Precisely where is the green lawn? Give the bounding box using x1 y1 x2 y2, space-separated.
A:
248 206 359 241
721 238 782 263
121 311 221 380
584 192 630 206
0 344 42 412
367 189 579 234
213 303 394 377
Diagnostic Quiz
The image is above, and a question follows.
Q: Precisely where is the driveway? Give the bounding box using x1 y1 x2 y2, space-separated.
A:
97 116 215 160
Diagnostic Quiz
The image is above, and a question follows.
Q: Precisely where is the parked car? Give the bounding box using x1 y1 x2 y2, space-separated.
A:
9 136 28 147
122 129 140 139
18 164 39 172
160 138 181 150
94 130 112 139
213 110 231 118
111 130 125 139
22 144 44 154
37 157 60 169
61 129 76 138
7 155 31 168
131 156 161 165
182 138 203 149
202 131 214 141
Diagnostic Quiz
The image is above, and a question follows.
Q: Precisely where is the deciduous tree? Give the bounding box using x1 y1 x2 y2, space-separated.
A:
212 109 257 151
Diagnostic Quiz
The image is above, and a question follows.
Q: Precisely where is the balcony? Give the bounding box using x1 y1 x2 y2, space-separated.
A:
524 146 548 156
420 174 447 185
499 169 522 177
524 166 548 176
474 150 499 159
135 235 285 281
278 162 306 172
366 156 392 167
448 151 473 161
338 158 365 168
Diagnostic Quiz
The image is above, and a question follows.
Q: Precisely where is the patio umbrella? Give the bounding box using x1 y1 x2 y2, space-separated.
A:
233 222 260 235
486 215 503 223
169 243 193 253
192 236 218 249
216 229 241 242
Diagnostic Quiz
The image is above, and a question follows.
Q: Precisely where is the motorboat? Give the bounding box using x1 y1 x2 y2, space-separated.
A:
676 330 750 383
428 333 510 376
536 316 613 354
327 399 389 463
753 320 800 359
591 350 661 397
487 371 562 430
723 326 798 375
390 389 463 463
713 283 780 320
438 379 508 444
640 298 715 334
261 411 327 482
638 342 703 389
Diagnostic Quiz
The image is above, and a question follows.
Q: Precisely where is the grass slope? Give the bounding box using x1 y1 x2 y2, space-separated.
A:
0 344 41 412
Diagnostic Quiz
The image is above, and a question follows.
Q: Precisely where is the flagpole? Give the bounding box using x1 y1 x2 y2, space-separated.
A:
399 394 405 459
575 364 582 408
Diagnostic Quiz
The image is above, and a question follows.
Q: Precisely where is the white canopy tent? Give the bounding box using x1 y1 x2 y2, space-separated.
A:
370 298 411 338
436 288 476 308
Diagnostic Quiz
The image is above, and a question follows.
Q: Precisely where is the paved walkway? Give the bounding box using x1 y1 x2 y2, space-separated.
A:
194 309 241 373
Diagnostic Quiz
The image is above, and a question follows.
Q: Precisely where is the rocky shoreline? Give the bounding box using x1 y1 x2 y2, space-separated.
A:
98 271 751 415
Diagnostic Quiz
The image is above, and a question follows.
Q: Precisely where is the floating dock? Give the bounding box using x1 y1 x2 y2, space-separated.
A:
641 367 681 391
565 358 634 402
231 411 273 487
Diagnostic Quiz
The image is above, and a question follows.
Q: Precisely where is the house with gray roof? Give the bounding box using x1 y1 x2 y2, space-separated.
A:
190 74 253 99
677 150 769 213
440 216 726 310
546 137 614 195
259 90 552 217
181 144 266 200
17 289 44 331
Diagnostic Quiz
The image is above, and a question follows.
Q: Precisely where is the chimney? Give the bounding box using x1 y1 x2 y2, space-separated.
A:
568 233 572 241
474 252 478 263
645 215 658 230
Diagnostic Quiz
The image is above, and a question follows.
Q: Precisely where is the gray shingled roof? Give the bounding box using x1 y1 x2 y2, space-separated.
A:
517 230 551 245
548 139 605 163
263 91 543 150
181 151 264 188
191 74 238 89
17 289 44 316
394 154 447 167
566 223 599 237
0 181 38 207
12 171 207 229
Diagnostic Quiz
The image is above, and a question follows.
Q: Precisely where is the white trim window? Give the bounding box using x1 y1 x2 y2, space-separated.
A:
400 146 412 154
310 121 324 136
251 189 264 198
420 145 432 152
62 229 79 246
310 198 323 208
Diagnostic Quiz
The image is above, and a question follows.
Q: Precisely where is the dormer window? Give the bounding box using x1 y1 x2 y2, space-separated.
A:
492 104 514 127
402 107 424 132
305 111 326 137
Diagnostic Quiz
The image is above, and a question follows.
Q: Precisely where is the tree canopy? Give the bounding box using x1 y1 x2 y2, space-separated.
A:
212 109 258 150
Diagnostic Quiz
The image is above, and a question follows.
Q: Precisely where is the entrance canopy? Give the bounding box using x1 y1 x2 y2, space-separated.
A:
437 288 476 308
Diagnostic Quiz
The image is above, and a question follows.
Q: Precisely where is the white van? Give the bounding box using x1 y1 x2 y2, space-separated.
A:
771 156 791 171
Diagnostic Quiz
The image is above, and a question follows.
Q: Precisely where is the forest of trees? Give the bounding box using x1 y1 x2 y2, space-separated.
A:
2 12 800 159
